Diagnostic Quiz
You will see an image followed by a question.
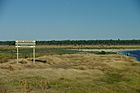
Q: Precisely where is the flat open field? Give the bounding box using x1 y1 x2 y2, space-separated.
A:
1 45 140 49
0 45 140 93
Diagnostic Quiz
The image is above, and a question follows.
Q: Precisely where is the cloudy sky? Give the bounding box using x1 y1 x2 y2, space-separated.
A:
0 0 140 40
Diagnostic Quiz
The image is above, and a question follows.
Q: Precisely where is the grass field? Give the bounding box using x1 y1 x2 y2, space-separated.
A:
0 45 140 93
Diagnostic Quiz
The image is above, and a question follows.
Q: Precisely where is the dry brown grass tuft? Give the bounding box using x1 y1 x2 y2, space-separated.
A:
0 82 8 93
19 78 50 93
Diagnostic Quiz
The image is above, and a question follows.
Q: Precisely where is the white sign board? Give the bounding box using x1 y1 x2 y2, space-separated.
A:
16 40 36 47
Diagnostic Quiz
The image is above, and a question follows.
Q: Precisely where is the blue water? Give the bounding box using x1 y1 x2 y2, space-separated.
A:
120 50 140 62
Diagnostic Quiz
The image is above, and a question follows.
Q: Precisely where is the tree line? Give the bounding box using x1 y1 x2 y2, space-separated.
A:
0 40 140 45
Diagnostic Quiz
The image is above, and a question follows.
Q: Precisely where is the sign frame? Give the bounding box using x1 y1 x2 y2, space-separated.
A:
15 40 36 64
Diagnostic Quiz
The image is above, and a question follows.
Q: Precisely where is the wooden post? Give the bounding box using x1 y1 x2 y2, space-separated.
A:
17 47 19 64
33 47 35 63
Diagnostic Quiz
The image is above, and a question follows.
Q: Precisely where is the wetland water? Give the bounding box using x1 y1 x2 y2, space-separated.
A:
74 49 140 62
120 50 140 62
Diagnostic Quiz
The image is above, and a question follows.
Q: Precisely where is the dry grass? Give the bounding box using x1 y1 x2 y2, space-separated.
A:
0 83 8 93
0 53 140 93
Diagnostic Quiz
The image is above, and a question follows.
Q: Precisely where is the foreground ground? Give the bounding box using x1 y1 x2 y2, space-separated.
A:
0 53 140 93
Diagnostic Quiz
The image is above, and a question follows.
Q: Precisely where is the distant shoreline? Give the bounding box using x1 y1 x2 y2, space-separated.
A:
72 49 140 52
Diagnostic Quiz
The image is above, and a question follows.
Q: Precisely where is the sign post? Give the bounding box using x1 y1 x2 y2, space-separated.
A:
15 40 36 64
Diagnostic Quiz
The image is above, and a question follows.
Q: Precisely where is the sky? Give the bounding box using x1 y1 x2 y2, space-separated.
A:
0 0 140 40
